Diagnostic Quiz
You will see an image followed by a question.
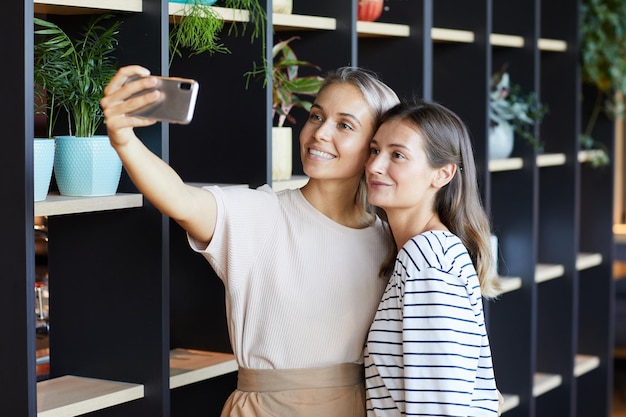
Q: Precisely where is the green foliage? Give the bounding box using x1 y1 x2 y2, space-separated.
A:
246 36 324 127
490 66 548 152
169 0 266 69
579 0 626 166
34 15 121 138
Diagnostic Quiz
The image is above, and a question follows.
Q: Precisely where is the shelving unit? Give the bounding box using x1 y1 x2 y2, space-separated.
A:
2 0 613 416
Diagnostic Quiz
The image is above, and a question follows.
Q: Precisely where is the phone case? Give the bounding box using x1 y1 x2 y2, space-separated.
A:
128 76 199 124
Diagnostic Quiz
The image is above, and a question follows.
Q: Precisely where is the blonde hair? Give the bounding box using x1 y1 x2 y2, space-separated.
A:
378 99 500 298
318 67 400 229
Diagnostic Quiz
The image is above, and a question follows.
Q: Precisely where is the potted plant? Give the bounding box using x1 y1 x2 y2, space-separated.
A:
246 36 324 180
489 65 548 160
579 0 623 167
34 14 123 197
169 0 266 68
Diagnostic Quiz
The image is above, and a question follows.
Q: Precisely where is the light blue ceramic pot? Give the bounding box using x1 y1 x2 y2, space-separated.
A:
53 135 122 197
34 138 55 201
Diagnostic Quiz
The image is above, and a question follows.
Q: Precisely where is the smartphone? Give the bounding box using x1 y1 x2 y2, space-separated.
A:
126 76 199 125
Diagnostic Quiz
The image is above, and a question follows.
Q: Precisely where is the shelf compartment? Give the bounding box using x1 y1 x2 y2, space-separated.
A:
170 349 237 389
274 13 336 31
488 157 524 172
574 354 600 377
535 263 565 283
37 375 144 417
537 153 566 167
498 276 522 294
500 393 520 414
358 21 410 38
35 0 142 14
533 372 562 397
34 193 143 217
576 252 603 271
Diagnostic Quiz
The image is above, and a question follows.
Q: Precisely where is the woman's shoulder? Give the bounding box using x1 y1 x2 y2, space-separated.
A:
401 230 467 267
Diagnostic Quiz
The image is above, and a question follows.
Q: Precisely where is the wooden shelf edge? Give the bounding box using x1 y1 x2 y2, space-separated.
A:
274 13 336 31
498 277 522 294
533 372 562 397
431 27 474 43
358 21 410 37
37 375 144 417
574 354 600 377
537 153 566 167
501 393 520 414
488 158 524 172
35 193 143 217
35 0 142 13
169 4 249 23
535 263 565 283
170 349 237 389
576 252 603 271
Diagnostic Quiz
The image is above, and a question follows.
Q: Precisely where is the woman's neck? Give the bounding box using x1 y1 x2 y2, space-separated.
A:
300 178 365 228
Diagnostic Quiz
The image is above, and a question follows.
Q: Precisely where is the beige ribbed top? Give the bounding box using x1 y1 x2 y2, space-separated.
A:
188 185 389 369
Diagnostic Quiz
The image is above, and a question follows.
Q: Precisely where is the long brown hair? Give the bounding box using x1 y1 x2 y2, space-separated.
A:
378 99 500 298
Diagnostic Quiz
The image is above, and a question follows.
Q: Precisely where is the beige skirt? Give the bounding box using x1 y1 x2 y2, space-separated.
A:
220 363 365 417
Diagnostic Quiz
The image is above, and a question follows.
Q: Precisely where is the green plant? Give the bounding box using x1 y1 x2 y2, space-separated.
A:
169 0 266 68
580 0 624 167
34 14 121 138
490 65 548 152
246 36 324 127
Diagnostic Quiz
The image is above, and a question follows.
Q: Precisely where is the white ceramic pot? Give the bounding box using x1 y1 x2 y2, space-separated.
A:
272 127 293 181
273 0 293 14
488 122 514 160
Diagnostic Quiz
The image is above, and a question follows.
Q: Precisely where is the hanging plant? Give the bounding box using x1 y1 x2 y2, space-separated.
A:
579 0 625 167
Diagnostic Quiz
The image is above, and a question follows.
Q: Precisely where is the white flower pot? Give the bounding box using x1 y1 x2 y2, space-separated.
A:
272 127 292 181
488 122 514 160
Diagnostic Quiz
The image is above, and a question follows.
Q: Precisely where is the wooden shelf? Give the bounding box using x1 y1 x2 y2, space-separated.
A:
491 33 525 48
35 0 142 14
34 193 143 217
576 252 603 271
488 157 524 172
169 4 248 23
498 276 522 294
533 372 562 397
578 149 606 163
537 153 566 167
274 13 336 31
358 21 410 38
535 263 565 283
432 27 474 43
170 349 237 389
574 354 600 377
501 393 520 414
37 375 143 417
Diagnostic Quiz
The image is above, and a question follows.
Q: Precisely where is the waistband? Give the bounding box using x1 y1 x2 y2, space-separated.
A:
237 363 364 392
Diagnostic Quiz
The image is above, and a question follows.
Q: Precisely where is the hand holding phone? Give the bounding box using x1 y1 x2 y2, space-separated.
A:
126 76 199 125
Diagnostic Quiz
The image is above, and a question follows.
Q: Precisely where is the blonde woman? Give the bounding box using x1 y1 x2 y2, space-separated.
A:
101 65 399 416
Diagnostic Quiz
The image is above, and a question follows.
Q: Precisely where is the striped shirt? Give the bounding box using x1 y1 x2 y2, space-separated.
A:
364 230 499 416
